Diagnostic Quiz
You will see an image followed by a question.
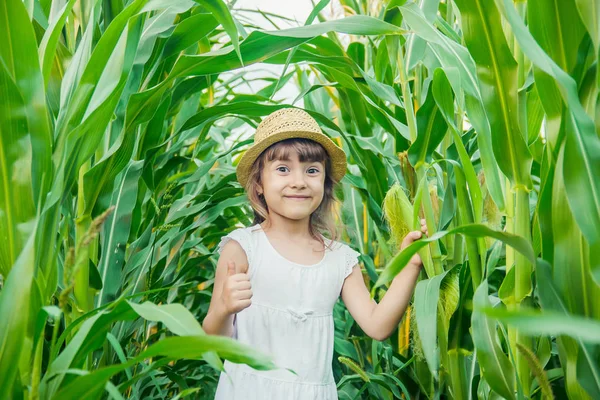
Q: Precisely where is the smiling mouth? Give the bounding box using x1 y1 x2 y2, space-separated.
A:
285 196 310 199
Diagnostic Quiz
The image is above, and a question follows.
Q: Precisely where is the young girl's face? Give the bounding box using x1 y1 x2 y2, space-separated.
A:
259 149 325 222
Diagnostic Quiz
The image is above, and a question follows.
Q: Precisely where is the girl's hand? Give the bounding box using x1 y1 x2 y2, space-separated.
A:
220 261 253 314
401 218 429 268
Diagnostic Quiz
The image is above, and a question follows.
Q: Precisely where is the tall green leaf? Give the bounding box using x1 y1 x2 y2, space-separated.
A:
527 0 585 148
0 231 36 396
414 266 459 379
536 260 600 398
96 161 144 306
408 82 447 167
480 307 600 343
432 68 482 222
0 0 52 274
496 0 600 245
162 13 219 59
0 63 34 276
454 0 532 189
472 281 515 400
38 0 77 85
399 3 506 211
54 335 278 399
574 0 600 55
202 0 243 65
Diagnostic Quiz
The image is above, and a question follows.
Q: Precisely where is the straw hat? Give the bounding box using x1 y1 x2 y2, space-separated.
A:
236 108 347 187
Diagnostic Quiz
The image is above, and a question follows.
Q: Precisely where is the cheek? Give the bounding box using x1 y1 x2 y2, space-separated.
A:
314 178 326 193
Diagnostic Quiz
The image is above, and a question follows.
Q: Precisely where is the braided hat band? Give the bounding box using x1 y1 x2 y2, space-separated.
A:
235 108 347 187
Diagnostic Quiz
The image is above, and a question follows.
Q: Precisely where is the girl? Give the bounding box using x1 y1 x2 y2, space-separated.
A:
202 108 428 399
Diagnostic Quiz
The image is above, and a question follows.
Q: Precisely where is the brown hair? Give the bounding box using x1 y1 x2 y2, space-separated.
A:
244 138 341 249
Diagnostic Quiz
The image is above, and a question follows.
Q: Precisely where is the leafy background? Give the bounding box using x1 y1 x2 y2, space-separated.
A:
1 0 599 399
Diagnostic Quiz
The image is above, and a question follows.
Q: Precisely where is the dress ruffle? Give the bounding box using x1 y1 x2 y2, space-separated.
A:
215 361 338 400
342 244 361 279
217 227 258 278
217 228 253 262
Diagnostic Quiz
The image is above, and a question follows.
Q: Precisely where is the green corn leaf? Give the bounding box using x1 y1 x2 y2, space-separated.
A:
536 260 600 398
127 301 205 336
408 82 447 168
96 161 143 307
453 0 532 189
128 15 406 129
0 62 35 276
472 281 516 400
38 0 77 85
375 224 535 288
54 334 277 399
480 307 600 344
202 0 244 66
0 0 53 203
574 0 600 52
496 0 600 245
0 231 36 397
413 265 460 380
432 68 483 223
400 2 506 212
0 0 52 276
162 13 219 59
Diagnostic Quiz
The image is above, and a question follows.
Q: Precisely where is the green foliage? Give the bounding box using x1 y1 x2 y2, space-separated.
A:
1 0 600 398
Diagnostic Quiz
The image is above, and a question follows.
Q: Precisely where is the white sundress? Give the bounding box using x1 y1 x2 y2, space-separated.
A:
213 224 361 400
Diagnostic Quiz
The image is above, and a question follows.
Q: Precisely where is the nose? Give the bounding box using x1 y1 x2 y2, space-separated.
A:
290 170 307 189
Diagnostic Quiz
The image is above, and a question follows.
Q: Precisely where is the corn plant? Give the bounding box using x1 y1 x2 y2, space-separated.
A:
304 1 600 399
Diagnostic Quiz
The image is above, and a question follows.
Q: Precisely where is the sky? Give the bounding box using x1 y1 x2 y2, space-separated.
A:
217 0 344 140
227 0 345 102
234 0 328 28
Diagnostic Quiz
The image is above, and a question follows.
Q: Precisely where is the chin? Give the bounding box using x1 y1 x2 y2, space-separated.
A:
285 213 311 221
280 210 313 220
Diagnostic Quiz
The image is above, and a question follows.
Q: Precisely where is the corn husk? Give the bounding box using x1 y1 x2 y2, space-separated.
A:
398 151 416 197
410 266 460 361
382 183 415 250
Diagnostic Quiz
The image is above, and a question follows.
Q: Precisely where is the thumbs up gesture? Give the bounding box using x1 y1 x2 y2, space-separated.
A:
220 261 253 314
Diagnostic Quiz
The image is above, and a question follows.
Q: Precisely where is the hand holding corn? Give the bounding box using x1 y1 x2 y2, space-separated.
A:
400 218 429 269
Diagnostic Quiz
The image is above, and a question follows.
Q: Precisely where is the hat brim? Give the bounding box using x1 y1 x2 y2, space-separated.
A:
236 130 347 188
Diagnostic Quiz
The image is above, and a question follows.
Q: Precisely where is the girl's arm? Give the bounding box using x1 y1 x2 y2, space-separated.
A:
341 222 427 341
202 240 249 337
